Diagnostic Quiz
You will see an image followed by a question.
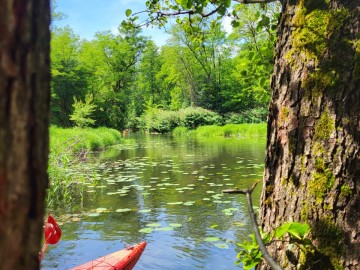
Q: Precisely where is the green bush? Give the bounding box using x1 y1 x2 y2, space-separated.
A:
137 106 267 133
141 108 179 133
224 108 268 124
178 107 223 129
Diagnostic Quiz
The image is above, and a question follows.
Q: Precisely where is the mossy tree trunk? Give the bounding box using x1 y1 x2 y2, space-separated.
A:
259 0 359 269
0 0 50 269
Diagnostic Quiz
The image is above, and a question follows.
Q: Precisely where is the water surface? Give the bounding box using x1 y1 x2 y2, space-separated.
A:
42 133 265 269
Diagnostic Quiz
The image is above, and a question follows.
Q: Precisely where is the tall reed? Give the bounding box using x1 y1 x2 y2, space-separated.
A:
47 127 121 211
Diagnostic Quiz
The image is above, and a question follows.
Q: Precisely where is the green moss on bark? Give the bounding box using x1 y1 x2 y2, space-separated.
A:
340 184 352 198
314 110 335 141
309 158 335 203
287 1 350 98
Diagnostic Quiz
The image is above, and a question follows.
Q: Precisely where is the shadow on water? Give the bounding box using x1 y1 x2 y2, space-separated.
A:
42 133 266 270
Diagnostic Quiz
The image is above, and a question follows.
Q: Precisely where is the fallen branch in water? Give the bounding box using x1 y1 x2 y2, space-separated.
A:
223 181 283 270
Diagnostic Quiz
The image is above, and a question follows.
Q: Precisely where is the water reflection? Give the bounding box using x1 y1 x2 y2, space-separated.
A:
42 133 265 269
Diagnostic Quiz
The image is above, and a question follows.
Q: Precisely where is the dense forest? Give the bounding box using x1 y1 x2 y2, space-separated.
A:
50 3 280 131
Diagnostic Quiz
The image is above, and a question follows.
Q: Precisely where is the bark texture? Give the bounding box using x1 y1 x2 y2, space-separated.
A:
0 0 50 269
259 0 360 269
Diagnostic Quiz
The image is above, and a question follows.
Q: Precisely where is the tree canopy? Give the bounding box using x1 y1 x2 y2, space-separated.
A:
50 3 279 129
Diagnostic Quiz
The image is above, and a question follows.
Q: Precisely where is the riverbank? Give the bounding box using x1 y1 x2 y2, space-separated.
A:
173 123 267 138
47 126 122 210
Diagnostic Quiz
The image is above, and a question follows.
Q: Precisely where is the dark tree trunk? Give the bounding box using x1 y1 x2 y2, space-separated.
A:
0 0 50 269
259 0 360 269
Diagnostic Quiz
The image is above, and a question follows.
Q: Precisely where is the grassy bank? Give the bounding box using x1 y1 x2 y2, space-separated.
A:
47 127 121 210
173 123 267 138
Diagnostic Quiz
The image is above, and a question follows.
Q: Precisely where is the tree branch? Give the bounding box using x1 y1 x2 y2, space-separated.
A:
223 181 283 270
234 0 279 3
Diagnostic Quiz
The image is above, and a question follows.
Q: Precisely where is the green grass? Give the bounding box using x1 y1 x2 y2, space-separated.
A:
50 126 121 155
173 123 267 138
47 126 122 211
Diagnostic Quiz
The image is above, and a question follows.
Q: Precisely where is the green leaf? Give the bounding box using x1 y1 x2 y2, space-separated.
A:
125 9 132 17
204 236 220 242
287 222 310 239
231 20 240 28
259 77 266 87
214 243 229 249
139 227 153 233
169 223 183 228
146 223 162 227
275 222 310 240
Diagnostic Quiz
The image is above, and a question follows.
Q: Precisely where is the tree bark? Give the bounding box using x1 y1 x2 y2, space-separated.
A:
259 0 360 269
0 0 50 269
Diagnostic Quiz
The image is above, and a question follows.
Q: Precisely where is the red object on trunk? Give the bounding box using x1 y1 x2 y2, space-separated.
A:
39 215 62 261
44 215 62 244
71 242 147 270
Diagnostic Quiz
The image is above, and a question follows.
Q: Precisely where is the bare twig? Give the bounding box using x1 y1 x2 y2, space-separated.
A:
223 180 283 270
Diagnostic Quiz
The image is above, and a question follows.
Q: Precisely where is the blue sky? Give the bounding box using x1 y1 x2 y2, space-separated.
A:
53 0 171 46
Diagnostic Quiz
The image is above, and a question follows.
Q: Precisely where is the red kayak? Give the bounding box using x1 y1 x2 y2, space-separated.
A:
71 242 146 270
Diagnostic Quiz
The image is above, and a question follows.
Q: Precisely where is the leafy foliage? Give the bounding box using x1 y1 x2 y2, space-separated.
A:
70 94 96 128
50 3 280 131
236 231 270 269
237 222 312 269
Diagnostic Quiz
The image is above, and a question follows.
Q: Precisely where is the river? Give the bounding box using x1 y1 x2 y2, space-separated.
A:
42 133 266 269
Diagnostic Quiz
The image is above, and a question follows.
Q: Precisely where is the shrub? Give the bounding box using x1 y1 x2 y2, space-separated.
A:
70 94 97 128
141 108 179 133
178 107 223 129
224 108 268 124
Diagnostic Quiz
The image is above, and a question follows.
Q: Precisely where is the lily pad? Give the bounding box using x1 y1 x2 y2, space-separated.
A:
139 209 151 213
169 223 182 228
233 221 245 227
146 223 162 227
116 208 132 213
139 228 153 233
204 237 220 242
214 243 229 249
167 202 183 205
183 201 195 206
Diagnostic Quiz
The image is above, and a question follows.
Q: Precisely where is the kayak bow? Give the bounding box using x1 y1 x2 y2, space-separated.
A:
71 242 146 270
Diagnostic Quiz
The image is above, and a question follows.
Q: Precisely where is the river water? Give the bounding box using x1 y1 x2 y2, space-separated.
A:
42 133 265 269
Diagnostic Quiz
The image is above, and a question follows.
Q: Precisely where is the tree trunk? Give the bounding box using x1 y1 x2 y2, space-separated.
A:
259 0 360 269
0 0 50 269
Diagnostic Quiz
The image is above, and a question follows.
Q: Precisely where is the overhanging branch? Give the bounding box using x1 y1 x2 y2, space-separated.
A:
223 181 283 270
234 0 279 3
